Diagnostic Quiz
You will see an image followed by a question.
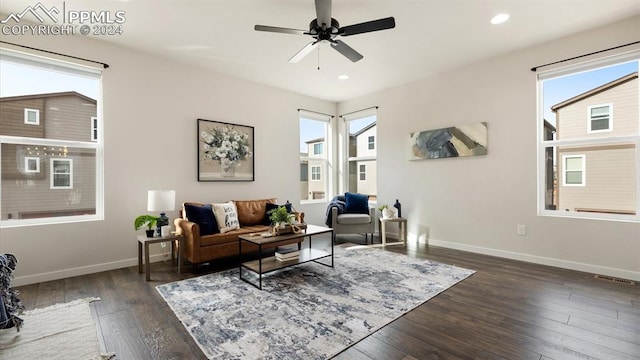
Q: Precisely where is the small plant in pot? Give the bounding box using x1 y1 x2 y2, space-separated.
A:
268 206 293 229
134 215 159 237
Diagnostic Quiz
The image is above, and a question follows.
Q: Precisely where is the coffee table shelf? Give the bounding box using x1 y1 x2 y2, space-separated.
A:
239 224 334 290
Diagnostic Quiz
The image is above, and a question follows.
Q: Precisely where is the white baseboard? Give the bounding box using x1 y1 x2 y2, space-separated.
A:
13 253 169 287
427 238 640 282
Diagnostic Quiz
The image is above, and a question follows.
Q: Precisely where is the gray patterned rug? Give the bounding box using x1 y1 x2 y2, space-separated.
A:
156 246 475 360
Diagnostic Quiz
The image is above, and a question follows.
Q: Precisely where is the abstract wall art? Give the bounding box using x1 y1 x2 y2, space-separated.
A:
408 122 487 160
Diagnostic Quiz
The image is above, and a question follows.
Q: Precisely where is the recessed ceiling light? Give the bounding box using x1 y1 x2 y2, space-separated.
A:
490 13 510 25
338 74 349 80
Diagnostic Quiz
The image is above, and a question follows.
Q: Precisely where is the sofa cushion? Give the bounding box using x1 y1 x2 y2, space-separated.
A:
212 201 240 233
183 203 218 236
263 202 292 225
337 213 371 225
344 192 369 214
234 198 276 226
199 225 270 247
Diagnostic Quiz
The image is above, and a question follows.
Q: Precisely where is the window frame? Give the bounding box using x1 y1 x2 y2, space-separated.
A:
24 108 40 125
313 142 323 156
536 52 639 222
311 165 322 181
0 48 103 228
367 135 375 150
91 116 99 141
342 111 377 201
299 111 332 204
587 103 613 133
50 158 73 189
359 164 366 181
562 154 585 186
24 156 40 173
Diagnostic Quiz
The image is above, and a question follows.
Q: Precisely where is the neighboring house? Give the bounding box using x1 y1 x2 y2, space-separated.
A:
303 137 326 200
0 91 97 220
552 72 638 214
543 120 557 210
352 122 377 198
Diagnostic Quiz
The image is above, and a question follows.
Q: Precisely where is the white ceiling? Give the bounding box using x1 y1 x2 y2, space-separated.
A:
1 0 639 102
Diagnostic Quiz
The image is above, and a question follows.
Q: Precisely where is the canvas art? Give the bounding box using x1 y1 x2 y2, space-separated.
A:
408 122 488 160
197 119 254 181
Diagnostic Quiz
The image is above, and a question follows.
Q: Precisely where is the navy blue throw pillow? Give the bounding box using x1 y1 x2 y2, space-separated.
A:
184 204 219 236
344 192 369 214
264 203 293 225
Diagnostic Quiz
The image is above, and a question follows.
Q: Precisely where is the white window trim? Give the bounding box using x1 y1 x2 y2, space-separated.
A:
562 154 586 187
312 142 324 156
91 116 98 141
50 158 73 189
24 156 40 173
359 164 366 181
587 103 613 133
311 165 322 181
536 51 640 222
368 136 375 150
24 108 40 125
299 111 333 204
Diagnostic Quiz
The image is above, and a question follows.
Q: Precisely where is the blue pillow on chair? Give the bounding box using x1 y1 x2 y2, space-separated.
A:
344 192 369 214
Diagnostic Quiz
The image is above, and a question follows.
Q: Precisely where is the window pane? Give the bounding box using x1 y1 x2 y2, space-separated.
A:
346 115 377 199
1 144 96 220
540 59 638 218
299 116 328 202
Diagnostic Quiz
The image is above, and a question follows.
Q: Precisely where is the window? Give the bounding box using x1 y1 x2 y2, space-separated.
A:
537 53 639 220
368 136 375 150
299 111 331 202
562 155 585 186
1 48 103 226
342 111 377 200
588 104 612 132
91 116 98 141
24 108 39 125
51 158 73 189
24 157 39 173
311 165 321 181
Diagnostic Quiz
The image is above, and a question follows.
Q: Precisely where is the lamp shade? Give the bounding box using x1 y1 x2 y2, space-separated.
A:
147 190 176 212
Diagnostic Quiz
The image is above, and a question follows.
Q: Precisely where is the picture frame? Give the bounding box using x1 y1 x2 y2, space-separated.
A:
197 119 255 182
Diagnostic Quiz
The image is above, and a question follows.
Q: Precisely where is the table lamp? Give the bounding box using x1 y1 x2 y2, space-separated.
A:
147 190 176 236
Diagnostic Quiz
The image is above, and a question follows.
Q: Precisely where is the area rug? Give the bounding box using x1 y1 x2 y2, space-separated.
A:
157 246 475 360
0 297 114 360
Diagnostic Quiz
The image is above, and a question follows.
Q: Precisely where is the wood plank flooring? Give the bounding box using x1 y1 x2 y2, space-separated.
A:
14 235 640 360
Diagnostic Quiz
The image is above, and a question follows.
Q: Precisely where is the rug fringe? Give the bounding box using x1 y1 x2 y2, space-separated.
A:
23 297 101 315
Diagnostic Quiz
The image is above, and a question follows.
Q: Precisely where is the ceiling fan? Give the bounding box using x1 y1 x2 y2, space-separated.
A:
254 0 395 63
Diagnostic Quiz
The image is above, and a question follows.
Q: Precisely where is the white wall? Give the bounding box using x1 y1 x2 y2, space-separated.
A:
338 16 640 281
0 32 335 285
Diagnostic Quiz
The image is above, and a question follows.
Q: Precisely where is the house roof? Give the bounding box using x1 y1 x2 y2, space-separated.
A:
305 137 324 144
551 72 638 111
0 91 96 104
352 122 376 137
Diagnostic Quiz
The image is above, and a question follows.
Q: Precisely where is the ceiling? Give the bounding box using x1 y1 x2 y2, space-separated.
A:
1 0 639 102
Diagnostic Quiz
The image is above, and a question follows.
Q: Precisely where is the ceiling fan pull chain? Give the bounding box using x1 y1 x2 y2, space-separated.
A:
317 44 320 70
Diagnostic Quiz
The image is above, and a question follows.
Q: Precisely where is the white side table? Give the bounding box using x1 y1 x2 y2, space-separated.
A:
376 217 408 247
137 234 184 281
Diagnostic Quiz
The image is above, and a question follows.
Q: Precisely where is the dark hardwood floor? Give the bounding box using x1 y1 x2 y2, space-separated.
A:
15 234 640 360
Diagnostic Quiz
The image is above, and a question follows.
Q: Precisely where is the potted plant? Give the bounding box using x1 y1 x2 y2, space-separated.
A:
134 215 159 237
268 206 293 229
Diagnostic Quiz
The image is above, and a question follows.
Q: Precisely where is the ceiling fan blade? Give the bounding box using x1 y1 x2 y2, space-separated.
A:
330 40 363 62
314 0 332 29
254 25 307 35
339 17 396 36
289 41 319 63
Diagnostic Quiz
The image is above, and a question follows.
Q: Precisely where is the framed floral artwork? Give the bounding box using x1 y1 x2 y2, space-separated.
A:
197 119 254 181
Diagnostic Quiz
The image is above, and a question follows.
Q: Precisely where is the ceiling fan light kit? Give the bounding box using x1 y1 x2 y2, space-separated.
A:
255 0 395 63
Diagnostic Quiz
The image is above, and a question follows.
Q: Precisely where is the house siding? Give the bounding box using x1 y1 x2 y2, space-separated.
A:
0 98 46 138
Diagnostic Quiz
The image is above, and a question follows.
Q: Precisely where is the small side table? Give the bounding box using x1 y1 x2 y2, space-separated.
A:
137 234 184 281
377 217 408 247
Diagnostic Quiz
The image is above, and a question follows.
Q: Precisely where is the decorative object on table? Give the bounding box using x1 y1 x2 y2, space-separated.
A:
378 204 397 219
134 215 159 237
0 253 23 331
274 246 300 262
197 119 254 181
161 225 171 237
268 203 305 235
408 121 487 160
156 246 475 360
147 190 175 236
0 297 115 359
394 199 402 217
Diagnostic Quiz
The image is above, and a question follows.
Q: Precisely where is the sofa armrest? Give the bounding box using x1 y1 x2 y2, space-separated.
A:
174 218 200 263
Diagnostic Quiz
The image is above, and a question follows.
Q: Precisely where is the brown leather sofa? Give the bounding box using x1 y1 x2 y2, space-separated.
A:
174 198 303 265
